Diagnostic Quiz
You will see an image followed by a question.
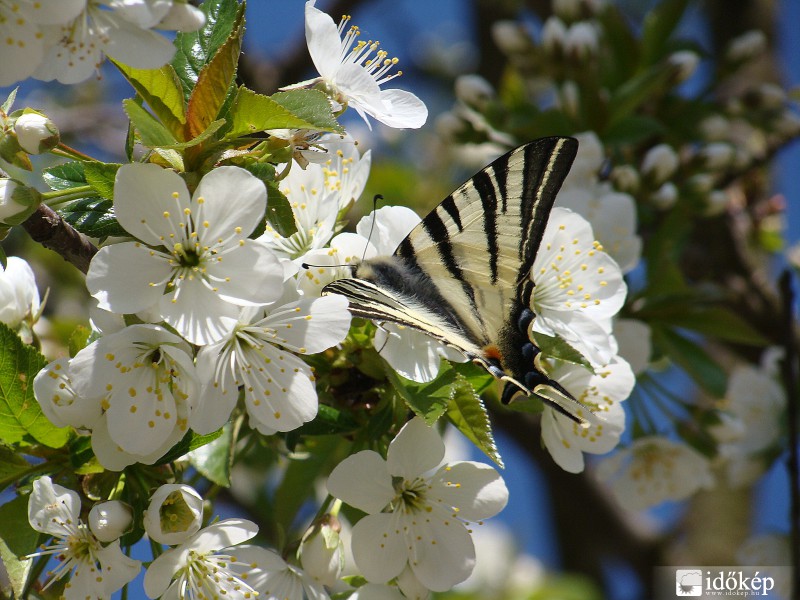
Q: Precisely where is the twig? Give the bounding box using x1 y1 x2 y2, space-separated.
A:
21 204 98 274
778 270 799 599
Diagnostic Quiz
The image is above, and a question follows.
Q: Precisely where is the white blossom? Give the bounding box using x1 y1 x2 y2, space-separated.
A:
144 483 205 546
301 0 427 129
0 256 40 328
86 164 284 345
88 501 133 543
650 181 679 209
241 546 330 600
613 318 651 375
595 436 714 510
541 356 634 473
641 143 679 184
327 418 508 591
194 291 351 435
144 519 262 600
530 208 626 366
27 476 140 599
726 30 767 63
34 0 203 85
668 50 700 81
300 518 344 587
13 112 59 154
0 179 40 225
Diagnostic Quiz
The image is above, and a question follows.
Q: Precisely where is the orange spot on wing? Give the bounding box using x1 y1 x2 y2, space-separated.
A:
483 344 503 362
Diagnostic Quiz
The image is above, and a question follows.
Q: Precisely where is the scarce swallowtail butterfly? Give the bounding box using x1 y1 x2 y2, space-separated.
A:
322 137 593 425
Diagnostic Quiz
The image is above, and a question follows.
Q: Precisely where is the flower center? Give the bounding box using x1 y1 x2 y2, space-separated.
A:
393 476 430 514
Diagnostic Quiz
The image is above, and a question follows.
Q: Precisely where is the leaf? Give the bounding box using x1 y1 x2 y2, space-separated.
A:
60 198 126 239
1 87 17 113
189 422 233 487
68 325 91 358
645 305 770 346
154 428 224 466
159 119 226 150
227 88 339 140
292 404 359 437
172 0 243 101
0 494 39 599
607 64 675 128
43 162 86 191
112 61 187 139
239 161 297 237
603 115 665 145
447 373 503 467
185 3 244 140
385 363 457 425
83 162 120 199
0 445 31 493
0 323 69 448
532 331 593 370
123 98 179 148
651 326 727 397
640 0 690 67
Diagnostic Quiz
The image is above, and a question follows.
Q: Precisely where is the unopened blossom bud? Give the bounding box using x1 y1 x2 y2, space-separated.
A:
299 516 344 586
558 80 580 118
700 143 734 170
565 22 598 59
0 256 40 329
610 164 640 194
89 501 133 543
753 83 786 110
0 179 42 226
668 50 700 82
491 20 531 55
13 112 59 154
705 189 729 216
455 75 495 111
541 16 567 54
726 30 767 63
641 144 679 184
144 484 204 546
699 114 729 141
156 1 206 32
650 182 678 210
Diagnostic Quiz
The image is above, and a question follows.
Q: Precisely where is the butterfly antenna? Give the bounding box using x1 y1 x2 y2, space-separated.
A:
361 194 384 263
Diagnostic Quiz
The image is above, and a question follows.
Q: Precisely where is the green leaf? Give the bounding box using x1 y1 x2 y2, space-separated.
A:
0 494 39 599
447 373 503 467
159 119 226 150
67 325 91 358
43 162 86 191
645 305 770 346
185 3 244 140
112 61 187 139
189 422 233 487
60 198 126 239
227 88 339 140
640 0 690 67
123 98 179 148
607 64 675 128
0 323 69 448
651 326 727 397
0 445 31 493
386 362 457 425
532 331 593 370
83 162 120 199
603 115 665 145
271 90 343 133
154 428 224 466
293 404 359 437
239 161 297 237
1 87 17 113
172 0 243 101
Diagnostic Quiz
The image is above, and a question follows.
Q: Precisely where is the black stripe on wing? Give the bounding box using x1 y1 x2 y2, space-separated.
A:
472 170 500 284
518 137 578 285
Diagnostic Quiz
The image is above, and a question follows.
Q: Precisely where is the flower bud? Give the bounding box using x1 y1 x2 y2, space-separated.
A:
641 144 679 184
541 16 567 54
491 20 531 55
753 83 786 110
557 80 580 119
454 75 495 111
668 50 700 82
704 189 729 216
299 516 344 587
700 143 734 170
89 501 133 543
0 256 40 328
144 483 204 545
565 22 598 59
156 1 206 32
726 30 766 63
699 114 729 141
13 112 59 154
650 182 678 210
610 164 640 194
0 179 42 225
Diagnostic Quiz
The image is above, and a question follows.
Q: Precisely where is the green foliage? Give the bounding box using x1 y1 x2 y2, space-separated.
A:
447 366 503 467
189 422 235 487
0 494 38 599
0 323 69 448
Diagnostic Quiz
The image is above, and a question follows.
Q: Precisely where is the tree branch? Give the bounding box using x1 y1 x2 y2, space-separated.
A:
21 205 97 275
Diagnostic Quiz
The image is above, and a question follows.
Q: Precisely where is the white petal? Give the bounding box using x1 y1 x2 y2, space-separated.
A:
350 583 406 600
405 512 475 591
113 163 192 244
28 476 80 536
386 417 445 479
262 294 350 354
193 167 267 241
34 358 101 429
159 277 239 345
96 11 176 68
534 309 616 366
86 242 170 314
209 241 285 306
375 325 447 383
304 1 344 80
355 206 420 256
94 541 141 594
351 512 407 583
91 415 140 471
327 450 394 514
0 11 44 86
372 89 428 129
28 0 85 25
428 461 508 521
541 408 588 473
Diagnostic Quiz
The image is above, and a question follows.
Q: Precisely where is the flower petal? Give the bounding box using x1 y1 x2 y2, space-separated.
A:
386 417 445 479
327 450 394 514
261 294 351 354
28 476 80 537
428 461 508 522
159 276 239 345
372 89 428 129
208 241 285 307
405 511 475 591
304 0 344 80
97 11 177 68
193 166 267 241
350 512 407 584
34 358 101 429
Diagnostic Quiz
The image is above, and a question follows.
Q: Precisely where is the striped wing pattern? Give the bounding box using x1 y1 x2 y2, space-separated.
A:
323 136 578 377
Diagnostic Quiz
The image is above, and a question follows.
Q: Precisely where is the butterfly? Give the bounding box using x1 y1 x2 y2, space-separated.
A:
321 137 593 425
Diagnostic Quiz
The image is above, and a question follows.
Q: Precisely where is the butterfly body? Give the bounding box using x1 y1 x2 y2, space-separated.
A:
323 137 591 424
